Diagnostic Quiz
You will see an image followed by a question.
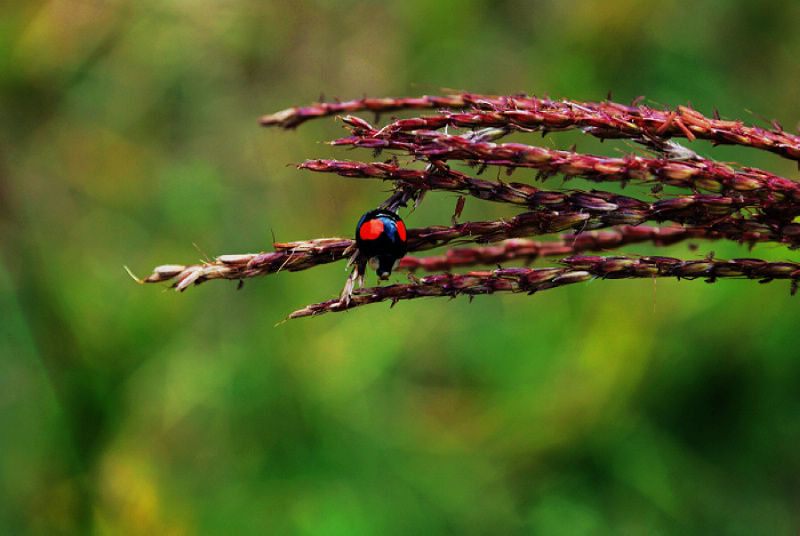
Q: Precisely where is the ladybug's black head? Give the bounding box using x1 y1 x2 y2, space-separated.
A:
369 255 403 279
355 209 408 279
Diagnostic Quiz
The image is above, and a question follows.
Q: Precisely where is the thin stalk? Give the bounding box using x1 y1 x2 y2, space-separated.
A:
289 256 800 318
401 226 712 272
262 92 800 160
330 119 800 208
140 222 779 291
300 158 800 217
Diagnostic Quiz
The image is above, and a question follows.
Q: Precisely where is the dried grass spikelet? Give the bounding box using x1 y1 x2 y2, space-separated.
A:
139 91 800 318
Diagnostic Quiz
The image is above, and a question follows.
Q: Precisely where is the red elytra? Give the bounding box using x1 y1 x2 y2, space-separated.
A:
396 220 406 241
359 218 385 240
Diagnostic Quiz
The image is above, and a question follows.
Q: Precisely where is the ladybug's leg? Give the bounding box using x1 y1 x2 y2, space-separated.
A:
344 247 359 270
340 250 366 305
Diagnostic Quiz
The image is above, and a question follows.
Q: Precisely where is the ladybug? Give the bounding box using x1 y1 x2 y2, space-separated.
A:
355 209 408 279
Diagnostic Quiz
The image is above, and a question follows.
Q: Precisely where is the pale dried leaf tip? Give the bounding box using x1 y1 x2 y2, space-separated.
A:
218 254 257 265
154 264 188 277
176 269 203 291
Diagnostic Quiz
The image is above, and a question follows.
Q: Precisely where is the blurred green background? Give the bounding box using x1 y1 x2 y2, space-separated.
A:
3 0 800 534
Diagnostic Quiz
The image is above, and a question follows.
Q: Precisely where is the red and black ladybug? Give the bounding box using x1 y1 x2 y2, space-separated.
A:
355 209 407 279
